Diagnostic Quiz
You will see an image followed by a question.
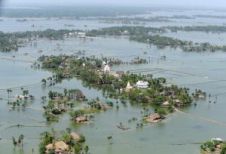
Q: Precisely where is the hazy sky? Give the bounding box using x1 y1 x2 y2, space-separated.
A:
4 0 226 8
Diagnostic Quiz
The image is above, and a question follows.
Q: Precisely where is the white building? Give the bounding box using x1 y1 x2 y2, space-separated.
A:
125 82 133 92
136 81 149 89
103 64 111 73
102 61 107 66
211 138 223 142
77 32 86 38
16 95 29 100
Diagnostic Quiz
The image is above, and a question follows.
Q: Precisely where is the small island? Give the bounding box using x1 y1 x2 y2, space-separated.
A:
39 129 88 154
37 55 195 119
200 138 226 154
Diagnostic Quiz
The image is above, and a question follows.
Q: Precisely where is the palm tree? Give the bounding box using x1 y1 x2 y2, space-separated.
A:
22 90 29 98
7 89 12 101
41 79 47 85
64 89 68 97
48 77 53 86
84 145 89 154
18 134 24 147
12 137 17 147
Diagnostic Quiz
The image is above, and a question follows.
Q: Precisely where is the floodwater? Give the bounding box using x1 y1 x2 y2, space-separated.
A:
2 9 226 33
163 31 226 46
1 9 226 154
0 17 125 32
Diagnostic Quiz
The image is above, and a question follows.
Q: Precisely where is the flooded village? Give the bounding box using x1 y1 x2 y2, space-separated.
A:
1 1 226 154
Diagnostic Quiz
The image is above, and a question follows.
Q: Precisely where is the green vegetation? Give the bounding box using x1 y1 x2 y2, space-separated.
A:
87 26 165 36
43 89 86 122
3 26 226 53
12 134 24 148
201 139 226 154
7 89 34 111
130 34 226 52
87 26 226 52
39 129 88 154
192 89 207 100
70 98 113 124
0 29 81 52
42 85 112 123
38 55 193 116
26 29 84 40
165 25 226 33
0 32 20 52
12 29 80 40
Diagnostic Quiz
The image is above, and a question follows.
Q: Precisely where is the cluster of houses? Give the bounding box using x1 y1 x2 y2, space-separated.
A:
46 141 69 154
45 132 82 154
64 32 87 39
125 80 149 92
15 94 34 101
16 95 29 100
102 61 149 91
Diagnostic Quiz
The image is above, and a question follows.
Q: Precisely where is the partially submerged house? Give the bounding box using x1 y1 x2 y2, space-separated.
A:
16 95 29 100
77 32 86 38
68 90 86 101
75 116 88 123
46 141 69 154
145 113 162 123
108 71 124 78
70 132 81 142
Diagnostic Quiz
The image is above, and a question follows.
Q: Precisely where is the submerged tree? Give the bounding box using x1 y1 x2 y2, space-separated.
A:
7 89 12 100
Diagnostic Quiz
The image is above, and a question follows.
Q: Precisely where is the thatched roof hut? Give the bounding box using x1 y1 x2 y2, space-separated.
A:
46 141 69 154
70 132 81 142
145 113 162 123
75 116 88 123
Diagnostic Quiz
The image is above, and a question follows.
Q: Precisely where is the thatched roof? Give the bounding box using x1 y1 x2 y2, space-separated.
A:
46 141 69 153
75 116 88 123
70 132 80 141
146 113 161 123
162 101 170 106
